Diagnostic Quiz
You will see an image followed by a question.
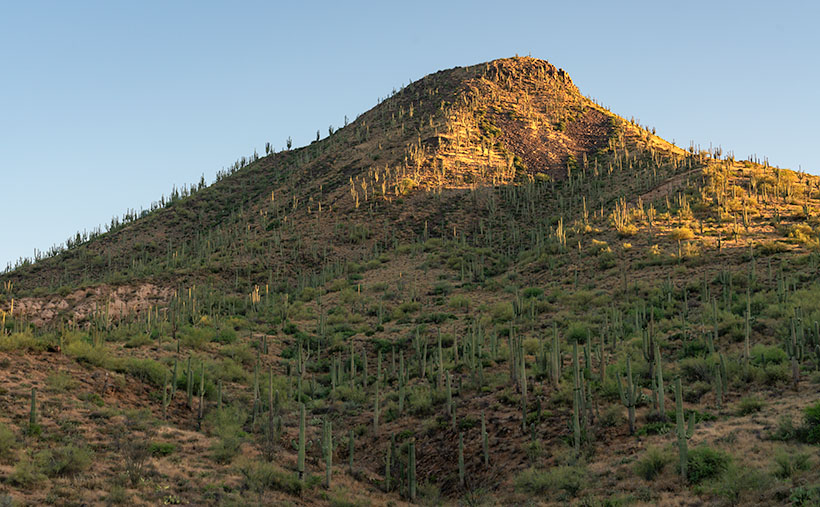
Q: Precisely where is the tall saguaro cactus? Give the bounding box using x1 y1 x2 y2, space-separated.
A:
458 432 465 486
297 403 306 480
675 377 694 481
324 420 333 488
408 440 417 501
655 343 665 420
617 356 638 435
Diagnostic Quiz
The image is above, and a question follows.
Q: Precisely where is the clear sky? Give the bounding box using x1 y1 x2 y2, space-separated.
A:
2 1 818 271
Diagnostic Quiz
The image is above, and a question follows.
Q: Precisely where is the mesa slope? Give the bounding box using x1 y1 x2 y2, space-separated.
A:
0 57 819 506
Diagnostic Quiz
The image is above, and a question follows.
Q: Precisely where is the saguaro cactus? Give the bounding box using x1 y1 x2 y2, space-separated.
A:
675 377 694 481
617 356 638 435
349 429 354 473
324 420 333 488
298 403 306 480
655 343 665 420
29 387 37 432
408 440 417 501
458 432 465 486
481 411 489 466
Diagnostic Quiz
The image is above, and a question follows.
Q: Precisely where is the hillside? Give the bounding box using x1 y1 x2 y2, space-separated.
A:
0 57 819 506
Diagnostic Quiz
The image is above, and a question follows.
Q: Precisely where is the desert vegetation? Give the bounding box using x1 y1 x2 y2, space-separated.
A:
0 57 818 505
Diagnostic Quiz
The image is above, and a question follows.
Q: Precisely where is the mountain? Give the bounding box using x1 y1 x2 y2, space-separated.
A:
0 57 818 506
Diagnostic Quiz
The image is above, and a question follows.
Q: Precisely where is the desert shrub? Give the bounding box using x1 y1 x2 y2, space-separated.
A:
773 448 811 479
44 444 93 476
124 334 152 348
763 363 791 386
750 344 787 365
634 446 672 481
180 326 216 349
490 302 514 323
525 440 544 465
598 404 625 428
759 241 789 255
0 332 44 352
790 484 820 506
237 458 307 497
566 322 590 344
448 294 470 310
522 287 544 299
207 407 247 464
737 396 765 416
10 444 91 487
670 227 695 241
64 340 110 367
214 327 238 344
803 401 820 444
432 282 452 296
121 438 151 486
46 372 77 393
711 463 771 505
684 381 712 403
522 337 540 356
220 343 256 367
514 465 587 498
679 357 713 383
10 452 47 488
417 481 442 504
408 385 434 416
771 415 799 441
209 358 251 384
0 423 16 463
105 485 130 504
685 446 730 484
116 357 169 388
149 442 177 457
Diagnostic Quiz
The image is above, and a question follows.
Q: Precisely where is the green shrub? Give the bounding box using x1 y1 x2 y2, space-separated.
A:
117 357 169 388
45 372 77 392
750 344 787 365
0 423 16 463
685 446 730 484
408 385 434 416
10 452 47 488
180 326 216 349
149 442 177 457
634 446 672 481
522 287 544 299
803 402 820 444
566 322 590 344
214 327 238 344
44 444 93 476
64 340 110 367
679 357 713 383
771 414 799 441
0 332 44 352
448 294 471 310
763 363 791 386
737 396 765 416
237 458 305 497
670 227 695 241
207 407 247 464
514 465 587 498
790 484 820 506
490 302 514 323
773 448 811 479
125 334 153 348
710 463 771 505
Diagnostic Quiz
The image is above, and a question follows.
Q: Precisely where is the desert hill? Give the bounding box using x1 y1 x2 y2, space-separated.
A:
0 57 819 506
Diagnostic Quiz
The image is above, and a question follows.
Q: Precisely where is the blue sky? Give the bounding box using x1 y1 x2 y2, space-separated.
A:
1 1 818 270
